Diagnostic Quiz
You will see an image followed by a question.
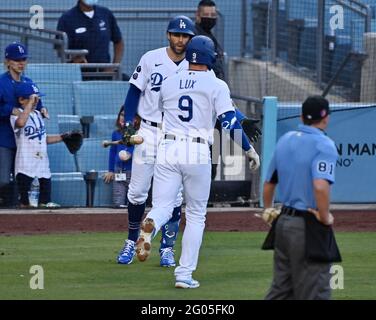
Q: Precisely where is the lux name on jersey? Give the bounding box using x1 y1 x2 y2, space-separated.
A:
179 79 196 89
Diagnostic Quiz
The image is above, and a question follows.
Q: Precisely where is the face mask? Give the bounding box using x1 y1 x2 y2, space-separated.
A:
200 17 217 32
82 0 98 6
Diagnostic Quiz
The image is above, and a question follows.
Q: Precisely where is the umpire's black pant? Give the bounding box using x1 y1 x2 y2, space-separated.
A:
265 214 331 300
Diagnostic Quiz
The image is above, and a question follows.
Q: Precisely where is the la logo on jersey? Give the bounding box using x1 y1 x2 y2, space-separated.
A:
179 19 186 29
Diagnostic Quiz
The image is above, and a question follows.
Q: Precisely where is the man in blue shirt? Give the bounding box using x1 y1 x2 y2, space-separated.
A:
57 0 124 65
262 95 341 300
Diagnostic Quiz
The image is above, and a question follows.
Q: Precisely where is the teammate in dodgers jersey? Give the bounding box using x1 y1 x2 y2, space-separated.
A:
135 36 260 289
116 16 196 267
129 47 189 124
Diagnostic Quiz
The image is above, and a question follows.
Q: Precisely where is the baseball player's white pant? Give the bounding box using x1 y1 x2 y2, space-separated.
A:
127 122 183 207
146 138 211 280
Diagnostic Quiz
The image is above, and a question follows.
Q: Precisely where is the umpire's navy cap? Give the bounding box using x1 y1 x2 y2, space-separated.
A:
5 42 28 60
302 95 330 121
15 82 45 99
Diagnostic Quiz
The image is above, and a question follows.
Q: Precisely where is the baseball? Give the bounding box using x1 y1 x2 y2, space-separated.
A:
119 150 131 162
130 135 144 145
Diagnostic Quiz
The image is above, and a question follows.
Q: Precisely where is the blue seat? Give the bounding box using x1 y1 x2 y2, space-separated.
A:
37 83 75 114
90 115 117 138
51 172 86 207
44 114 81 135
75 138 109 173
58 115 82 134
26 63 82 83
298 26 317 70
94 176 113 207
73 81 129 116
44 114 60 135
75 138 119 206
47 142 78 173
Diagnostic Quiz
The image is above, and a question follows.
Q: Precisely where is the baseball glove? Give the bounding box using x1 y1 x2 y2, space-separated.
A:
240 118 262 144
61 130 84 154
255 208 281 226
121 122 138 146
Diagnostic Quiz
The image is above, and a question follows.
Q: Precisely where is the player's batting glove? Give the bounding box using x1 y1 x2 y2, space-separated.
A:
255 208 281 226
121 122 137 146
240 118 262 144
246 147 260 171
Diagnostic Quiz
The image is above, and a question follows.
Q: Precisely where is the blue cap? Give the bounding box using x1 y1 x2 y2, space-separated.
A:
15 82 45 99
5 42 28 60
167 15 195 36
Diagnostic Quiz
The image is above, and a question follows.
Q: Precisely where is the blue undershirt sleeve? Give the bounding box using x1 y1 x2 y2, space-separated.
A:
235 108 246 122
124 84 141 123
108 131 118 172
218 110 253 152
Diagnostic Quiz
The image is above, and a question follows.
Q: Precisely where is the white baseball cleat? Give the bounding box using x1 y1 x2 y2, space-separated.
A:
175 278 200 289
136 218 155 262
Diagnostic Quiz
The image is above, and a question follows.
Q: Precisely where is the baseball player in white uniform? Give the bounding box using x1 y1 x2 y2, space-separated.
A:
117 16 196 267
135 35 260 288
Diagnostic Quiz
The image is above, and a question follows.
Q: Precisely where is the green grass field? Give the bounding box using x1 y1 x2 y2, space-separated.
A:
0 232 375 300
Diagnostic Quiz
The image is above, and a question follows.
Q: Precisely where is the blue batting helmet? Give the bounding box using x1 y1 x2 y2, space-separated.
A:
186 35 216 69
5 42 28 60
167 15 195 36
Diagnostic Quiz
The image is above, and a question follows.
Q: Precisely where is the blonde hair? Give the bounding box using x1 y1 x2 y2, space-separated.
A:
4 59 10 70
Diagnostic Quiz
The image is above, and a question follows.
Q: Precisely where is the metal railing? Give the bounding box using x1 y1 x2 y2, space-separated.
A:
0 8 225 72
316 0 372 86
0 18 67 61
231 94 264 205
334 0 373 32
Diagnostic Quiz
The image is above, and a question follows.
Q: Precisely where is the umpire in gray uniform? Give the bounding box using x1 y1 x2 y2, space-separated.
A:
262 95 341 300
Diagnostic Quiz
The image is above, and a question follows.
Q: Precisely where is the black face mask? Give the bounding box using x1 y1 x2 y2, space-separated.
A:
200 17 217 32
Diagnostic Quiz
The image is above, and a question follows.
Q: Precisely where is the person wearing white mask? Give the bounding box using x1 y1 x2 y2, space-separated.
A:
57 0 124 66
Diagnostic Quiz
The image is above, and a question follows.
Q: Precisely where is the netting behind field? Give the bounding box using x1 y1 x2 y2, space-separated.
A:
229 0 376 104
1 0 376 207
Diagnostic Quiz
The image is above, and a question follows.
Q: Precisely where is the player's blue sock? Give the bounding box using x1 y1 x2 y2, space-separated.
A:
160 205 181 250
127 202 146 242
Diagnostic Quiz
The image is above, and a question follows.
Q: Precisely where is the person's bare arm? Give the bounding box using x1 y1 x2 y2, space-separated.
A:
113 39 124 64
263 181 277 208
308 179 334 225
47 134 63 144
15 97 37 128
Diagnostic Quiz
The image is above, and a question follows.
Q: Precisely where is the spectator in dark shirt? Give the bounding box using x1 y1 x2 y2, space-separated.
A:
57 0 124 65
195 0 225 80
195 1 261 181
